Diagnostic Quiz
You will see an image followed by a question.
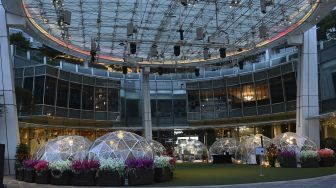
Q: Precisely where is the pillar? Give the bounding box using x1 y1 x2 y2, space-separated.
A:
141 67 152 139
0 2 20 175
296 26 320 147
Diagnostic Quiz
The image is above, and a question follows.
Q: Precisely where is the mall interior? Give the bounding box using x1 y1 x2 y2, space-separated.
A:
1 0 336 176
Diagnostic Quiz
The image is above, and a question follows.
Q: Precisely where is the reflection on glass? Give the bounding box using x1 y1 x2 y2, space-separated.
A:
34 76 45 104
95 87 107 111
283 73 296 101
57 80 69 107
200 89 214 114
228 86 241 109
255 81 270 105
242 84 256 107
269 77 284 103
82 85 94 110
188 90 200 112
108 88 119 112
44 77 57 105
69 82 81 109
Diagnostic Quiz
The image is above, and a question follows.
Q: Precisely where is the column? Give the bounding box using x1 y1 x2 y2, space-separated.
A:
141 67 152 140
296 26 320 147
0 2 20 175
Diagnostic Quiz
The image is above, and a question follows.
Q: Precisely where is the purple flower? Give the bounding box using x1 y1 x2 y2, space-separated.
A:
126 158 153 169
71 160 100 172
279 150 296 158
23 159 39 169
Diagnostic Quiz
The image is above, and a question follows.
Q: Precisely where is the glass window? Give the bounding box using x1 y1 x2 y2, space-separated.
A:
126 99 140 125
187 90 200 112
213 88 227 112
269 77 284 103
82 85 94 110
242 84 256 107
228 86 242 109
200 89 214 114
108 88 119 112
255 81 270 106
173 99 186 124
34 76 45 104
57 80 69 107
44 77 57 105
69 82 81 109
95 87 107 111
283 73 296 101
23 77 33 92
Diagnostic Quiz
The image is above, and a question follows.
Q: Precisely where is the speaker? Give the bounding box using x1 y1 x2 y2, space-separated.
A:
259 25 267 38
196 27 204 40
122 66 128 74
178 28 184 40
0 144 4 188
90 50 96 63
238 61 244 70
195 68 200 77
181 0 188 6
130 42 137 54
174 45 180 56
127 22 134 36
63 10 71 25
219 48 226 58
158 67 163 75
91 38 96 51
260 0 267 14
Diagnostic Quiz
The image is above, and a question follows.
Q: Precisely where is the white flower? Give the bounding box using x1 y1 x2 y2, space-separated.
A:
49 160 71 173
300 150 318 159
154 156 172 168
99 158 125 173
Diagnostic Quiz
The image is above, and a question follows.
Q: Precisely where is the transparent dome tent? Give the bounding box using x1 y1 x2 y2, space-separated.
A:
88 131 154 161
209 138 239 155
272 132 317 152
177 139 208 161
235 134 271 164
35 135 92 162
148 139 166 156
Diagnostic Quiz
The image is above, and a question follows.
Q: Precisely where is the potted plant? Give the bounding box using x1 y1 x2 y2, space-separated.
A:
34 160 50 184
23 159 38 183
15 144 29 181
266 144 278 167
97 158 125 186
318 148 335 167
154 156 175 183
49 160 72 185
126 158 154 186
278 150 297 168
71 159 100 186
300 150 319 168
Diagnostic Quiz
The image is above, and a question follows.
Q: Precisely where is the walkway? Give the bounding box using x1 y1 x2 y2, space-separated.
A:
4 174 336 188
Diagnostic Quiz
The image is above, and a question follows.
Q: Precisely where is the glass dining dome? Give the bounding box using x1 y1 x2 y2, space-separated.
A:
35 135 92 162
272 132 317 152
209 138 239 155
88 131 154 161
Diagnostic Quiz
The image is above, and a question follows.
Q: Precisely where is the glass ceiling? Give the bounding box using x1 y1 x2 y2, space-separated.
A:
23 0 317 65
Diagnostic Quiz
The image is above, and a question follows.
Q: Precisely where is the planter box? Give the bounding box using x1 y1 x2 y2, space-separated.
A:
212 155 232 164
97 170 124 186
50 170 71 185
301 158 319 168
279 157 297 168
15 168 24 181
71 170 96 186
35 170 50 184
320 157 336 167
128 168 154 186
23 168 35 183
154 167 172 183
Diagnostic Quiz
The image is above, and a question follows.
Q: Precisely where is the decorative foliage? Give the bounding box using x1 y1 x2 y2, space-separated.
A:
71 160 100 173
266 144 278 167
318 148 335 158
272 132 317 152
321 138 336 153
126 158 154 169
154 156 174 168
99 158 125 173
9 32 30 49
23 159 39 169
49 160 71 173
278 150 296 158
300 150 318 160
209 138 238 155
34 160 49 172
88 131 154 161
35 135 92 162
15 144 30 169
235 134 272 164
